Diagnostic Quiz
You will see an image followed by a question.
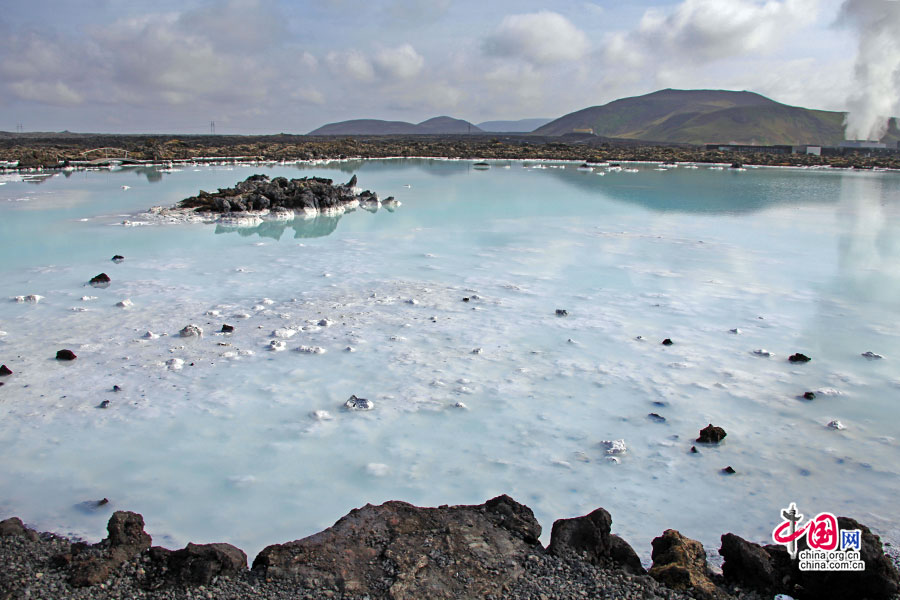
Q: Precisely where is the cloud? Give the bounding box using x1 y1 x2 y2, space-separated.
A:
326 50 375 82
482 11 589 66
838 0 900 140
608 0 820 67
374 44 425 79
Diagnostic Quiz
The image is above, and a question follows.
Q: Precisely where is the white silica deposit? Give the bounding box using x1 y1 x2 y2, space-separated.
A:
0 160 898 564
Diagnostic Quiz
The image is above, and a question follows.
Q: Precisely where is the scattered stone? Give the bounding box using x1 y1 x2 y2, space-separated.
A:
295 345 326 354
649 529 722 600
648 412 667 423
690 445 698 453
268 340 286 352
111 255 125 263
142 331 159 339
462 297 470 302
317 318 333 327
344 345 355 352
827 419 846 430
752 349 773 357
803 391 816 400
344 394 373 411
112 385 121 392
98 400 110 409
179 324 203 337
0 365 11 376
788 353 811 363
661 338 673 346
405 298 418 305
729 328 741 334
862 351 884 360
472 347 483 354
696 424 726 444
601 439 627 454
116 299 133 308
56 349 77 361
89 273 111 287
721 466 736 474
556 309 568 316
453 401 468 409
221 324 234 333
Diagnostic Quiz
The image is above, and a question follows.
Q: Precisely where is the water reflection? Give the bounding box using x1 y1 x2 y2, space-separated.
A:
214 214 342 240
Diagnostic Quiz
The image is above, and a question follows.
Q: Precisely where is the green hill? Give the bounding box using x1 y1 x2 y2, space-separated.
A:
534 89 899 146
309 116 481 136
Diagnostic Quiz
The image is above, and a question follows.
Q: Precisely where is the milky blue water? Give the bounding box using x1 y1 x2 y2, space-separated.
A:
1 160 898 563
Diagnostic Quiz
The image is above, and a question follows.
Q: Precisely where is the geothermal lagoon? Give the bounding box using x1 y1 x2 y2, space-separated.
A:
1 159 899 562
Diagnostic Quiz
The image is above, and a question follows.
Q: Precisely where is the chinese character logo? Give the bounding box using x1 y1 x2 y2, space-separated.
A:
772 502 864 571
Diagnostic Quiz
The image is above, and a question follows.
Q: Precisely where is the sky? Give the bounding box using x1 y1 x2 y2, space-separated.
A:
0 0 897 136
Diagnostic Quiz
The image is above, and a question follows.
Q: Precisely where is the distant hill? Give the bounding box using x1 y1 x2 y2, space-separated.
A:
309 116 482 136
477 118 553 132
534 89 900 146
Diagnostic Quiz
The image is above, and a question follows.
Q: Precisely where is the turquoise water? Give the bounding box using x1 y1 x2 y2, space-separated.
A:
0 160 898 562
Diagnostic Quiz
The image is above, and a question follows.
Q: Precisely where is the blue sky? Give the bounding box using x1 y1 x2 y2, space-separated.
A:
0 0 887 134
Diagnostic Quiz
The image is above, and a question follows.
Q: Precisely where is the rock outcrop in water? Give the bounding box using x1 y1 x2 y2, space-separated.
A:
179 174 391 215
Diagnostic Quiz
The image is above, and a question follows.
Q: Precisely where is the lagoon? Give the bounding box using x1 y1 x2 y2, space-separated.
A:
1 159 898 562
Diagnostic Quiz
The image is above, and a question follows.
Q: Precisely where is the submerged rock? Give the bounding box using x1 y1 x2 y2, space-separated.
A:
556 309 568 317
179 324 203 337
862 351 884 360
802 391 816 400
344 394 373 411
697 424 727 444
56 349 77 361
111 255 125 263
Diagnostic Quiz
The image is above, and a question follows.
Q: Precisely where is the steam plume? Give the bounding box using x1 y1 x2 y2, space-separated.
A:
840 0 900 141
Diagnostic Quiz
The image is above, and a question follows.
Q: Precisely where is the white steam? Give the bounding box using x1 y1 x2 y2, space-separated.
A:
840 0 900 141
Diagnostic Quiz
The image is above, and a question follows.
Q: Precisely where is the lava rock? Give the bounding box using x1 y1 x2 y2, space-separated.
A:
788 353 811 363
547 507 644 574
56 349 77 361
556 309 569 317
344 394 373 411
648 412 666 423
89 273 111 287
163 542 248 585
111 255 125 263
649 529 723 600
0 364 12 376
803 391 816 400
696 424 727 444
721 466 736 474
220 324 234 333
662 338 674 346
719 533 782 594
0 517 38 541
179 324 203 337
112 385 121 392
98 400 110 409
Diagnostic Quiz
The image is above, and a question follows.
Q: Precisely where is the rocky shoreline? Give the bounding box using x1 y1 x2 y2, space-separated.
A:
2 496 898 600
2 133 899 170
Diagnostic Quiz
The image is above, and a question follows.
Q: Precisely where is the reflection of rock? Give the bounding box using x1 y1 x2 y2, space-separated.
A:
215 214 343 240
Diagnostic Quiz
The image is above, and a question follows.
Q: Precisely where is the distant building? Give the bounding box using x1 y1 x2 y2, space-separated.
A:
705 144 794 155
572 128 594 135
839 140 887 149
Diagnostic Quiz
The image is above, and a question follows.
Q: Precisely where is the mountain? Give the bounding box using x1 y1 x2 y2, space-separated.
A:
477 118 553 132
309 116 482 135
534 89 900 146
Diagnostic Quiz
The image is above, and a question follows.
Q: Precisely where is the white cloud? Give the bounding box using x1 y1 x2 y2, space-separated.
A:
9 80 83 105
326 50 375 82
482 11 589 66
291 88 326 105
374 44 425 79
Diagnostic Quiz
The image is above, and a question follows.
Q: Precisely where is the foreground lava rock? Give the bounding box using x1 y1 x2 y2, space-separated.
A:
179 173 392 214
649 529 724 599
547 506 645 574
252 494 541 599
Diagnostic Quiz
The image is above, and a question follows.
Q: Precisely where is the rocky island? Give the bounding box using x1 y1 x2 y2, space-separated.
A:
1 496 898 600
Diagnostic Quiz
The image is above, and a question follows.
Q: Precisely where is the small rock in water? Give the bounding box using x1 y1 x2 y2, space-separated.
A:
344 394 374 411
462 297 470 302
111 255 125 263
56 349 77 361
296 345 326 354
472 348 483 354
0 365 12 376
661 338 673 346
206 309 221 317
827 419 846 430
268 340 286 352
179 324 203 337
344 346 356 352
271 328 296 339
116 299 133 308
405 299 418 305
112 385 122 392
98 400 110 409
317 318 333 327
25 294 43 303
601 439 627 455
166 358 184 370
721 466 736 474
647 412 666 423
729 328 741 334
310 410 333 421
453 402 468 409
803 391 816 400
606 456 621 464
96 498 109 507
81 296 97 301
261 298 275 305
752 349 773 357
696 424 726 443
221 324 234 333
788 352 811 363
690 445 698 453
862 351 884 360
89 273 111 287
556 309 568 317
142 331 159 339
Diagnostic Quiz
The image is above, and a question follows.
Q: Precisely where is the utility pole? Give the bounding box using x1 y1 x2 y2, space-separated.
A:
16 124 23 134
210 120 216 135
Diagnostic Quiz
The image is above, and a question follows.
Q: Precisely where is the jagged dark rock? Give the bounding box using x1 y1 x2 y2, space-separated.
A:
89 273 111 287
0 517 38 541
111 255 125 263
179 174 373 214
56 349 77 361
252 495 541 598
69 511 152 587
547 507 646 574
697 424 727 444
649 529 724 599
789 353 811 363
803 391 816 400
221 324 235 333
0 364 12 376
662 338 674 346
150 542 248 585
556 309 568 316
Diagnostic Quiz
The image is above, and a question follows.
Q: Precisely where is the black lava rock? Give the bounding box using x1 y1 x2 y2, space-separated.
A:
722 466 736 474
803 391 816 400
696 424 727 443
661 338 673 346
221 324 235 333
648 413 666 423
98 400 110 409
0 365 12 376
111 255 125 263
56 349 77 361
556 309 568 317
788 353 811 363
89 273 111 287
